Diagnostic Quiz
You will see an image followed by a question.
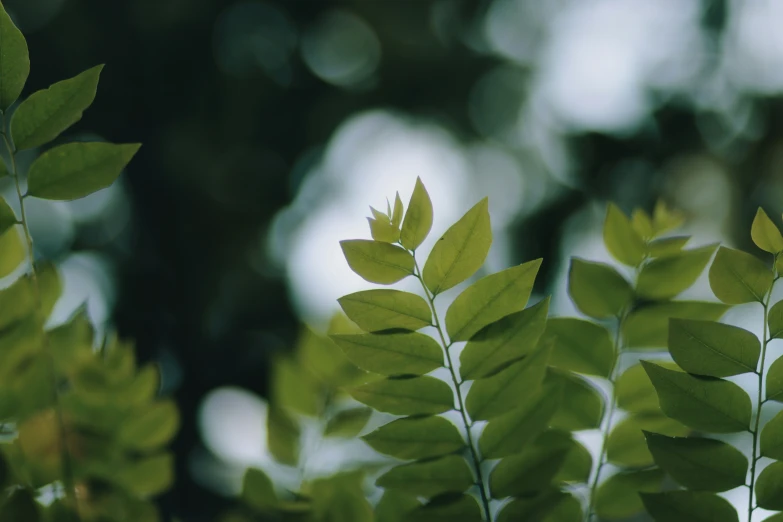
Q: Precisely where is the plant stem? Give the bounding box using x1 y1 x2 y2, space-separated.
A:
0 117 81 520
411 255 493 521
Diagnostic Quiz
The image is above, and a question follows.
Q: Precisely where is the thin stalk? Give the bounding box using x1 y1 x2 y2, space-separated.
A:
411 254 493 521
0 117 81 519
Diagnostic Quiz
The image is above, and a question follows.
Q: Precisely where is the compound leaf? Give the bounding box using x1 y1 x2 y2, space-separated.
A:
324 407 372 438
606 414 688 467
362 416 464 460
647 236 690 258
604 203 646 266
668 319 759 377
375 455 473 498
331 331 443 376
568 258 632 319
769 300 783 339
709 246 773 304
400 177 433 251
752 208 783 253
489 432 571 497
542 317 614 377
756 461 783 510
338 289 431 332
616 361 679 413
623 301 729 349
641 491 739 522
545 369 603 431
340 240 414 284
636 244 716 300
349 376 453 415
595 469 664 520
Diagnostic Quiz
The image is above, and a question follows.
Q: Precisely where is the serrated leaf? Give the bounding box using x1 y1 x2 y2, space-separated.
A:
0 197 17 236
116 453 174 496
768 357 783 403
422 198 491 295
11 65 103 150
604 203 646 266
331 331 443 376
489 431 571 497
616 361 680 413
375 455 473 498
27 142 141 200
349 376 453 415
118 400 179 451
568 258 632 319
324 407 372 438
642 361 751 433
606 414 688 467
756 461 783 510
542 317 614 377
636 244 716 300
408 494 481 522
340 240 414 285
267 406 299 466
0 4 29 111
496 490 581 522
479 382 562 459
709 246 773 304
241 468 277 512
595 468 664 520
465 340 551 420
545 369 603 430
338 289 432 332
375 490 422 522
645 432 747 491
362 416 464 460
0 488 40 522
752 208 783 253
769 300 783 339
668 319 759 377
459 297 548 380
445 259 541 341
0 226 25 278
623 301 729 349
761 410 783 459
400 177 433 251
648 236 690 257
641 491 739 522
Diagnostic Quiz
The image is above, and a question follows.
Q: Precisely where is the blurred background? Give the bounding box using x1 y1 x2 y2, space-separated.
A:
3 0 783 520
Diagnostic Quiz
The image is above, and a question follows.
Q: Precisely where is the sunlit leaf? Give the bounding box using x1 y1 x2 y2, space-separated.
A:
709 246 773 304
408 494 481 522
267 406 299 466
595 469 664 520
0 197 18 236
392 192 404 229
623 301 729 349
375 455 473 498
338 289 432 332
0 3 29 111
340 240 414 284
241 468 277 512
604 203 646 266
542 317 614 377
400 177 433 251
349 376 453 415
761 410 783 460
489 431 571 497
362 416 464 460
331 331 443 376
756 461 783 510
545 369 603 431
324 407 372 438
752 208 783 253
606 414 688 467
636 244 716 300
641 491 739 522
568 258 632 319
647 236 690 257
668 319 759 377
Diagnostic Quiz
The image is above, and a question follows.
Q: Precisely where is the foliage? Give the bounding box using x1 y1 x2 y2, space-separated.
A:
642 207 783 522
0 4 176 520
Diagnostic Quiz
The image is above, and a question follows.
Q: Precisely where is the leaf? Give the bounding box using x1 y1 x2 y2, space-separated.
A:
241 468 277 512
296 326 365 388
11 65 103 150
631 208 654 239
708 246 773 304
668 319 760 377
331 331 443 376
400 177 433 251
362 416 464 460
392 192 404 229
604 203 646 266
641 491 739 522
324 407 372 438
0 4 29 111
445 259 541 341
769 300 783 339
496 490 581 522
647 236 690 257
0 488 40 522
652 200 685 234
116 453 174 496
768 357 783 403
595 469 665 520
311 472 373 522
271 355 321 416
489 432 571 497
349 376 453 415
761 410 783 459
0 226 25 278
756 461 783 510
0 197 17 236
459 297 548 380
370 217 401 243
422 197 491 295
338 289 432 332
623 301 729 349
36 261 62 320
606 414 688 467
542 317 614 377
479 382 562 459
616 362 679 413
26 142 141 200
375 455 474 498
408 494 481 522
568 258 632 319
545 369 603 431
267 406 299 466
636 244 717 300
375 490 422 522
0 157 7 178
465 340 551 420
752 208 783 253
556 433 592 483
118 400 179 451
642 361 751 433
644 432 747 491
340 240 415 284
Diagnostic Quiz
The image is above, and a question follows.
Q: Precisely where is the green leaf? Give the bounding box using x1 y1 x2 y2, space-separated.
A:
392 192 403 229
11 65 104 150
369 217 401 243
606 414 688 467
545 369 603 431
0 197 17 236
331 331 443 376
0 226 25 278
118 400 179 451
652 200 685 234
445 259 541 341
241 468 278 512
116 453 174 496
764 515 783 522
636 244 717 300
349 376 453 415
568 258 632 319
647 236 690 257
541 317 614 377
311 471 373 522
752 208 783 253
340 240 414 284
465 340 551 420
761 410 783 459
709 246 773 304
496 490 581 522
36 261 62 320
756 461 783 510
595 469 664 520
26 142 141 201
644 432 747 492
668 319 760 377
296 326 366 388
616 362 679 413
267 406 299 466
556 433 592 483
422 197 491 295
642 361 751 433
489 432 571 497
400 177 433 251
0 157 8 178
641 491 739 522
459 297 548 380
0 4 29 111
324 407 372 438
479 382 562 459
623 301 729 349
604 203 646 266
0 488 40 522
338 289 431 332
271 355 320 416
632 208 654 239
362 416 464 460
375 490 422 522
375 455 474 498
769 300 783 339
408 494 481 522
768 357 783 403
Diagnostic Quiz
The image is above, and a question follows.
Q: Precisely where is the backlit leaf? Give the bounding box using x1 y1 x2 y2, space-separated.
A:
338 289 432 332
271 355 320 416
362 416 464 460
241 468 277 512
668 319 759 377
392 192 403 229
623 301 729 349
545 369 603 431
0 227 25 278
606 414 688 467
752 208 783 253
400 177 433 251
542 317 614 377
349 376 453 415
616 361 680 413
709 246 773 304
324 407 372 438
647 236 690 257
768 357 783 403
756 461 783 510
369 218 400 243
116 453 174 496
118 400 179 451
568 258 632 319
331 331 443 376
489 431 571 497
631 208 654 239
604 203 646 266
641 491 739 522
0 4 29 111
761 410 783 460
595 469 664 520
636 244 716 300
340 240 414 284
0 197 17 236
769 300 783 339
375 455 473 498
652 200 685 234
267 406 299 466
